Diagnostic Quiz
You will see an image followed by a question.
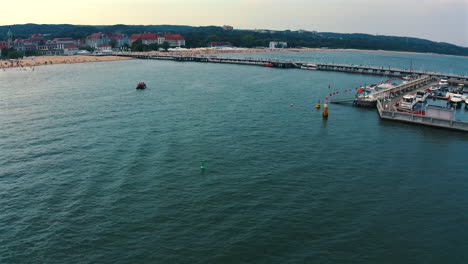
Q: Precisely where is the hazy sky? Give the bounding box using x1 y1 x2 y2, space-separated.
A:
2 0 467 46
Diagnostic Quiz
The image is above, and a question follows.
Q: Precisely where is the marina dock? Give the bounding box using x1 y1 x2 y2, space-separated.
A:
329 76 434 107
376 99 468 132
110 52 468 131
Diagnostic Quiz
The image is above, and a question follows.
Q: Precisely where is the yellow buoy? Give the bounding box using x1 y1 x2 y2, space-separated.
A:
316 104 321 109
322 102 328 119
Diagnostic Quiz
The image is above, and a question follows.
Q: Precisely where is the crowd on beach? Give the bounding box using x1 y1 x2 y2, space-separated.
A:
0 55 132 70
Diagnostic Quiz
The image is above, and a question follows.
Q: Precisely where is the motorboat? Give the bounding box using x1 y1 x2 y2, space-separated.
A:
398 94 417 110
136 82 147 90
429 84 440 92
301 64 317 70
415 91 429 103
439 78 449 89
449 94 463 108
465 99 468 109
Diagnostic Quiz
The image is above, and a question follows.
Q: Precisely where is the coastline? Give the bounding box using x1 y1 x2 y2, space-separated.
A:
1 48 465 70
0 55 133 69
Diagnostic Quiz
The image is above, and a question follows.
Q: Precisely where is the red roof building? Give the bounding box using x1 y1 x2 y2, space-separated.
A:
163 34 185 47
129 33 163 45
163 34 184 41
0 41 9 49
86 33 108 48
129 32 185 47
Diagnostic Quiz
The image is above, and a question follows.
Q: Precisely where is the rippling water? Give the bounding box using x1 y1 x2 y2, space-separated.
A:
1 52 467 263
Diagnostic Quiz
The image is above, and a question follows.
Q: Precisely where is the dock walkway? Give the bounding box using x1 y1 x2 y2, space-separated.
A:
377 98 468 131
112 53 468 83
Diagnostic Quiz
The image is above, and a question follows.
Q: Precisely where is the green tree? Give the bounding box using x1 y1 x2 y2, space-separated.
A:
7 50 24 59
79 46 95 52
148 43 159 51
205 34 219 43
131 39 144 52
25 50 40 56
241 34 255 47
109 38 118 49
1 48 8 58
161 41 170 52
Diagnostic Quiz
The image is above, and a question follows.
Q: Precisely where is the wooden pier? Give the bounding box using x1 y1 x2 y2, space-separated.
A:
113 53 468 83
329 76 434 107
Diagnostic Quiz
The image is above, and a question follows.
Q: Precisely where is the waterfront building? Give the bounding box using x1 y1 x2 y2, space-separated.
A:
223 25 234 31
269 41 288 49
0 41 9 49
86 33 109 49
0 41 7 56
129 33 185 47
129 33 161 45
163 34 185 47
96 44 112 52
64 44 79 55
107 33 129 48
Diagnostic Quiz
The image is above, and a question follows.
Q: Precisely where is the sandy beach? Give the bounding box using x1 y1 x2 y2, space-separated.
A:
0 55 132 69
1 48 459 70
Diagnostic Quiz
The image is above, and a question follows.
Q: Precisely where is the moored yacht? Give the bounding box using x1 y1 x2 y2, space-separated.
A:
415 91 429 103
449 94 463 108
301 64 317 70
439 78 449 89
429 84 440 92
398 94 417 110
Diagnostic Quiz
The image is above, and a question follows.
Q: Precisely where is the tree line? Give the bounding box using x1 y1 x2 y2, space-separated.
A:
1 24 467 56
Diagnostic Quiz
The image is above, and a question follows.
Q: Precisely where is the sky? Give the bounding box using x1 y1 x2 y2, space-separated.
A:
1 0 467 47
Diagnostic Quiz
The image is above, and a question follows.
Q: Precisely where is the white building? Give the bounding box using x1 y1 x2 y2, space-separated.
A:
163 34 185 47
269 41 287 49
86 33 109 48
64 44 79 55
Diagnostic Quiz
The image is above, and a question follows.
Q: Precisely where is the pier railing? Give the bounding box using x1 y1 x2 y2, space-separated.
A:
376 100 468 131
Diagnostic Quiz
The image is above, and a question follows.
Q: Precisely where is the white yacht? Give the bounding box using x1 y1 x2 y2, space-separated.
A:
449 94 463 108
300 64 317 70
399 94 417 110
415 91 429 103
439 78 449 89
429 84 440 92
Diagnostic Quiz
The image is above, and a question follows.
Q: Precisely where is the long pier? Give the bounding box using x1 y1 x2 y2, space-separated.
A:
113 53 468 83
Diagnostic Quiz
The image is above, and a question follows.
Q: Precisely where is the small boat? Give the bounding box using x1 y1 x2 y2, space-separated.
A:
450 94 463 108
465 99 468 109
136 82 147 90
429 84 440 92
301 64 317 70
398 94 417 110
415 91 429 103
439 78 449 89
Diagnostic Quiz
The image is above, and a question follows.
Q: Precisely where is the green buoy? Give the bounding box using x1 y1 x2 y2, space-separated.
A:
200 161 206 171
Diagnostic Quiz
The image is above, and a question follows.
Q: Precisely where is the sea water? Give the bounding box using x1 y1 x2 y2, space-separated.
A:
1 51 467 263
